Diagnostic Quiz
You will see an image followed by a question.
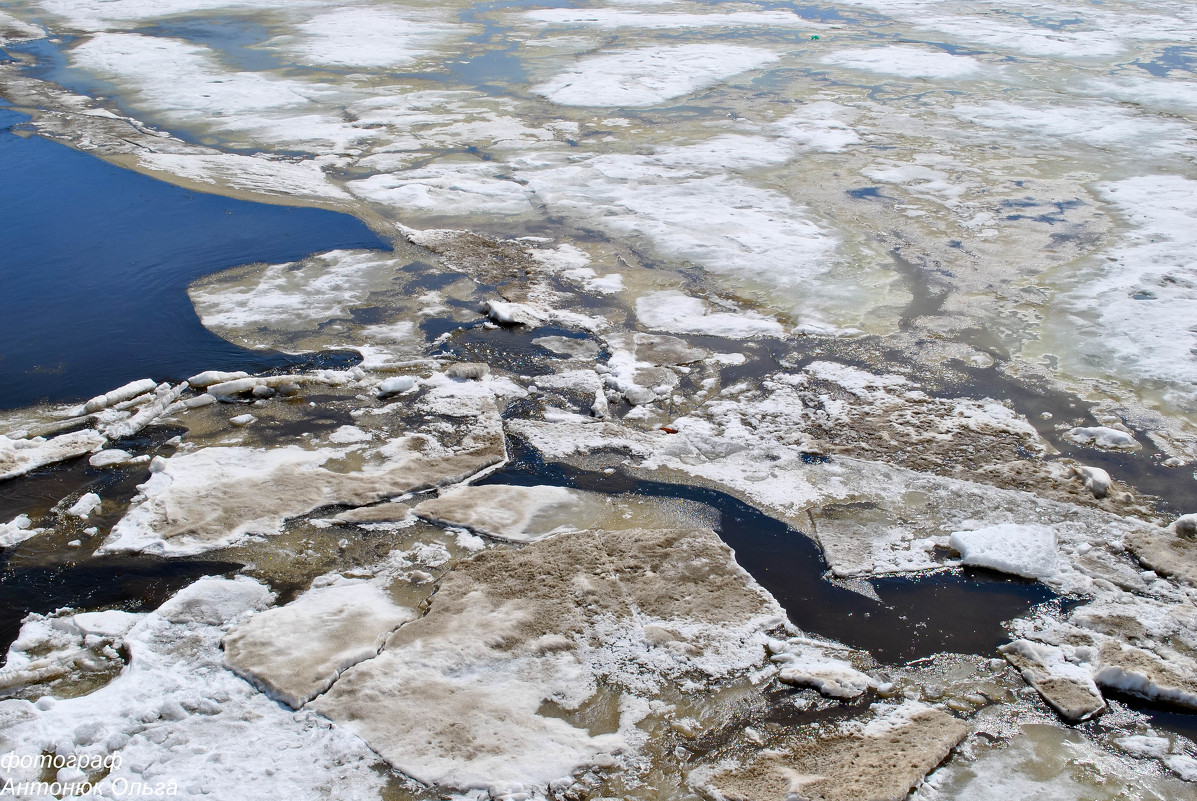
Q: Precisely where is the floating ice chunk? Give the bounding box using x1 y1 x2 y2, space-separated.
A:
0 514 42 548
916 13 1126 58
155 575 274 626
347 163 536 217
1093 639 1197 711
445 362 491 380
0 430 107 482
66 492 102 518
1073 465 1112 499
521 152 838 292
82 378 157 414
327 425 371 444
224 582 417 708
949 523 1059 579
69 33 364 153
101 421 506 556
229 413 256 427
310 527 782 795
769 101 862 152
533 44 778 107
1051 176 1197 411
1163 754 1197 782
377 376 418 397
481 299 547 327
283 7 457 69
533 336 600 360
636 291 783 338
1115 735 1171 759
413 484 588 542
769 637 876 698
1082 76 1197 115
0 575 390 801
822 45 984 79
186 370 249 388
137 153 349 202
999 639 1105 722
708 700 967 801
100 382 186 440
520 8 813 30
88 448 134 468
1066 426 1140 451
952 101 1191 153
0 10 43 44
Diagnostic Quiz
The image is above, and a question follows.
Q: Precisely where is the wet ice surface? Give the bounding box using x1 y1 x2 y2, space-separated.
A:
3 0 1197 798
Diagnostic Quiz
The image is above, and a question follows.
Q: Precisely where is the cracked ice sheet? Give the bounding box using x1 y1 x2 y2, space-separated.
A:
517 7 818 30
67 33 370 152
134 152 349 202
515 148 840 296
821 45 986 80
1047 176 1197 411
275 6 462 69
222 580 417 708
309 526 784 796
98 397 506 556
532 43 778 107
951 100 1196 156
0 577 389 801
189 249 401 337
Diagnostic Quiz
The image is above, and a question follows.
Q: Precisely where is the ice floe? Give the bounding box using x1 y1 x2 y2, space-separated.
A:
280 7 460 70
949 523 1059 580
311 526 784 796
223 580 416 708
0 430 106 482
636 291 784 338
822 45 985 80
0 514 42 549
99 389 507 556
532 44 778 107
703 700 968 801
0 577 389 800
413 484 584 542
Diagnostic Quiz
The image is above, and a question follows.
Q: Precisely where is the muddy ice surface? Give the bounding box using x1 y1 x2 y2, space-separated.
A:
3 0 1197 799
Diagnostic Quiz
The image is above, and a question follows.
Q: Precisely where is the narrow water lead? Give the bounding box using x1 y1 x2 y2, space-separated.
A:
0 557 243 654
482 438 1057 664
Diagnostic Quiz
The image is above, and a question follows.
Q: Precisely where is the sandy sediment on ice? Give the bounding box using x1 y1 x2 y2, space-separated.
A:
223 580 416 708
701 700 968 801
310 526 785 795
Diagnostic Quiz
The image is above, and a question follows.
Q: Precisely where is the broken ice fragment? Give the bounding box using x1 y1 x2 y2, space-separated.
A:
223 582 417 708
949 523 1059 579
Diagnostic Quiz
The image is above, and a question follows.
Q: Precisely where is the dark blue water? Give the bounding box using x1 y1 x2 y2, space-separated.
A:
0 107 388 409
483 435 1058 663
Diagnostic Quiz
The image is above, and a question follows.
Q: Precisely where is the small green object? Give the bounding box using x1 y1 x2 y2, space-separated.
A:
811 35 820 40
